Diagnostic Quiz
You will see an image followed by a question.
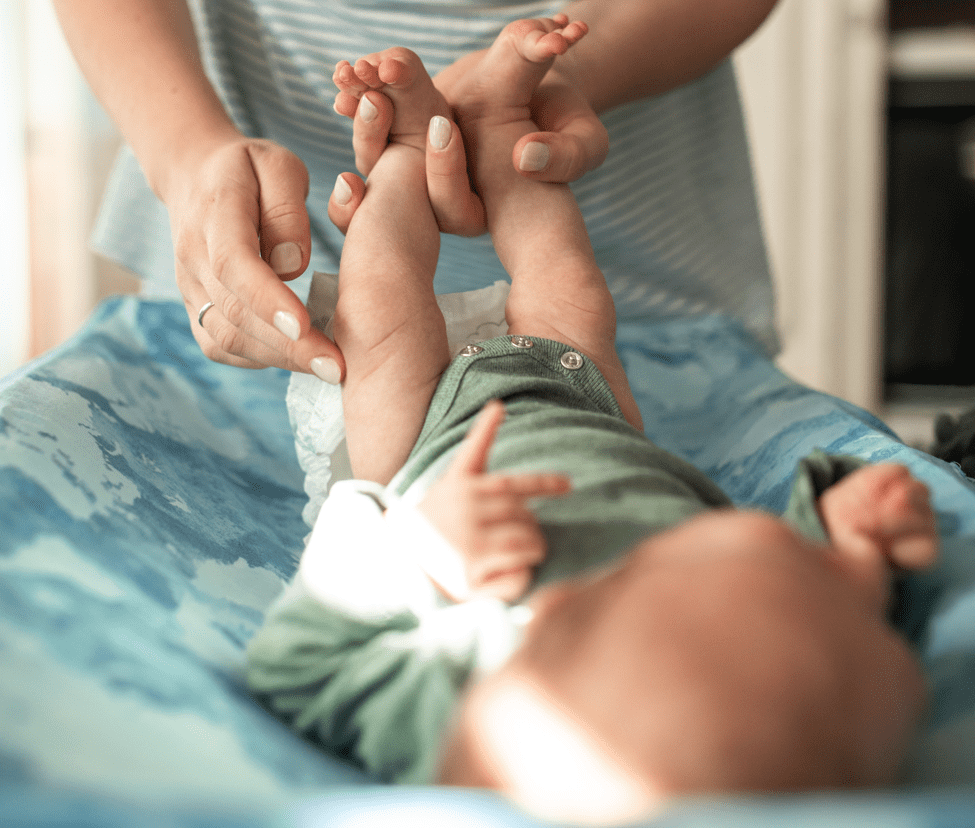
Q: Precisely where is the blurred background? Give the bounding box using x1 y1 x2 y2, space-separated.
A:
1 1 137 382
2 0 974 443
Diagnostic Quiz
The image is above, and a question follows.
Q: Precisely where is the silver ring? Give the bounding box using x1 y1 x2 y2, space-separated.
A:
197 301 215 327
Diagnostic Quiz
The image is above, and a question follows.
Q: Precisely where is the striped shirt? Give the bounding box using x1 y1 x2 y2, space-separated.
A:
91 0 777 352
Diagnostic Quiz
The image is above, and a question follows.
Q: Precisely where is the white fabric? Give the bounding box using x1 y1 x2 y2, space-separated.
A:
384 498 475 603
295 478 530 675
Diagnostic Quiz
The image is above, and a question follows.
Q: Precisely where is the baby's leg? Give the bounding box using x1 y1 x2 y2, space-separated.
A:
332 55 453 484
462 19 643 429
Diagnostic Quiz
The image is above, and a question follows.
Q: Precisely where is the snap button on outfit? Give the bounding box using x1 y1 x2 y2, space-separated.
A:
561 351 584 370
459 344 484 357
510 335 534 349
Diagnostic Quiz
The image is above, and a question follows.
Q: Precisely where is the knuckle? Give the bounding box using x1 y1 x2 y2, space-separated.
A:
219 292 249 330
197 335 227 363
208 239 234 280
262 201 307 228
209 318 248 358
172 228 195 266
258 143 310 186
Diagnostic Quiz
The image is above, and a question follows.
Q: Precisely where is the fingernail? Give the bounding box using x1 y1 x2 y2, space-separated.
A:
359 95 378 123
333 174 352 206
519 141 550 172
310 356 341 385
273 310 301 342
429 115 451 151
270 242 302 275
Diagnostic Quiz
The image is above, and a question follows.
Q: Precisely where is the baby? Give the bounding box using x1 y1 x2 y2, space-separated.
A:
247 17 938 825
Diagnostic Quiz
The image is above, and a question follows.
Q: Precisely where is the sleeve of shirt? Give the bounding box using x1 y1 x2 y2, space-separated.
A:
782 449 867 543
245 480 528 784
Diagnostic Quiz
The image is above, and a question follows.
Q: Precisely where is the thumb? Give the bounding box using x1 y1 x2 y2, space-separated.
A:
249 142 313 280
513 121 608 183
452 399 506 476
427 116 487 236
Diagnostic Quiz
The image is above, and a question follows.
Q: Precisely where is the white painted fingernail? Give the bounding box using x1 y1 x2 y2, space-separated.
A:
310 356 341 385
359 95 378 123
428 115 451 151
270 242 302 275
333 174 352 206
274 311 301 342
519 141 550 172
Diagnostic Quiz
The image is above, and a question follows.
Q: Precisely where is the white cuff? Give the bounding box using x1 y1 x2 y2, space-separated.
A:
384 498 472 602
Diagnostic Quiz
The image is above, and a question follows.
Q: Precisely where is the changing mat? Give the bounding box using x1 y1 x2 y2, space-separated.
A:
2 296 975 827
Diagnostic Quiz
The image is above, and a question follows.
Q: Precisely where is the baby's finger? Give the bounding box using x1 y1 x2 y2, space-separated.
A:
482 523 548 565
479 471 572 500
888 531 939 571
881 476 939 569
452 400 506 476
470 537 547 603
470 566 534 604
476 497 538 527
328 172 366 236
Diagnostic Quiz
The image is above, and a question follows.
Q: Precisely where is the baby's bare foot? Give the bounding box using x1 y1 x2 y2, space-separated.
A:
333 47 450 151
474 14 588 110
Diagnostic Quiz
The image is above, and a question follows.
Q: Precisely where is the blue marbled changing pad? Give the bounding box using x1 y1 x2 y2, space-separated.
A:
2 297 974 826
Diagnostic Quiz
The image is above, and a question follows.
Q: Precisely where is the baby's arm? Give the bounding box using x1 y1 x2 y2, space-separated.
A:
247 476 528 783
417 401 571 603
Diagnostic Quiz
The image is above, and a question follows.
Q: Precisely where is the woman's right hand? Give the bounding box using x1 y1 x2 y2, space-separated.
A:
167 136 344 383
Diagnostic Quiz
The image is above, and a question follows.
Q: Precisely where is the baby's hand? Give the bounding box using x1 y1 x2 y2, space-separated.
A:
819 464 938 606
418 400 571 603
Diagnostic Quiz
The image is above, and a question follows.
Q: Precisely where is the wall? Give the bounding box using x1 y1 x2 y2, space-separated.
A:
736 0 889 411
0 3 30 376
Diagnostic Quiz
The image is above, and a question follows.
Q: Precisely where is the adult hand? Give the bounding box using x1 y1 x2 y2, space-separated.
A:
334 88 486 236
169 136 344 383
435 47 608 184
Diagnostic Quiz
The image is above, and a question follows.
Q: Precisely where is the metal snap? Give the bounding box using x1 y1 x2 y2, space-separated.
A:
560 351 584 370
510 335 534 349
459 344 484 357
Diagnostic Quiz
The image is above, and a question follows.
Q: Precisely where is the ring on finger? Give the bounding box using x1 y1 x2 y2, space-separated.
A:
198 301 215 327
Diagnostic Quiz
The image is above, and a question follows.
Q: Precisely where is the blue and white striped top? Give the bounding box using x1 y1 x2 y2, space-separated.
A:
92 0 777 352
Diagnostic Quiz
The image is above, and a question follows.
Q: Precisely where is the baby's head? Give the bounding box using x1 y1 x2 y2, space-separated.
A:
438 511 928 825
